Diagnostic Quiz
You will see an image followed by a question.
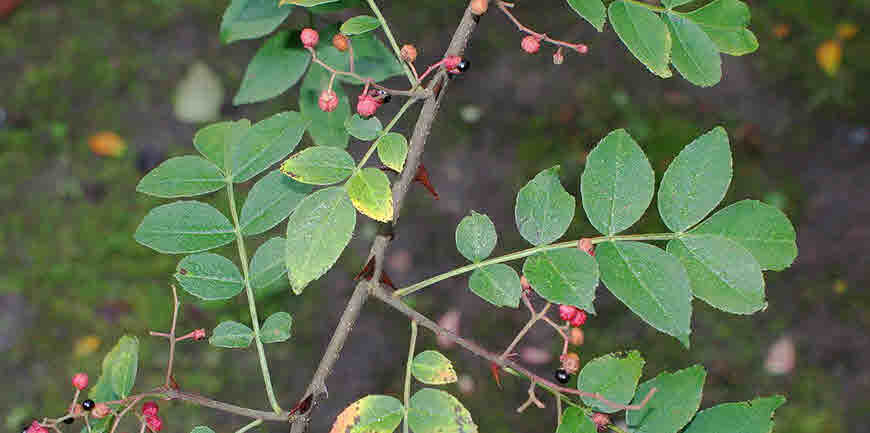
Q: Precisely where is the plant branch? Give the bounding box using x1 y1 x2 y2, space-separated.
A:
306 47 429 98
403 321 418 433
496 1 589 53
394 233 680 297
226 181 282 414
356 96 419 171
371 283 657 411
365 0 417 86
235 419 263 433
501 294 550 359
164 284 179 388
289 4 482 432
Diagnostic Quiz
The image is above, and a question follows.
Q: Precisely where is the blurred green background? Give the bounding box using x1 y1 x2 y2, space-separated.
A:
2 0 869 432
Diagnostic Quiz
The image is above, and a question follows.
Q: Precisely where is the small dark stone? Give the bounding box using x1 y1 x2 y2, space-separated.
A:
555 369 570 384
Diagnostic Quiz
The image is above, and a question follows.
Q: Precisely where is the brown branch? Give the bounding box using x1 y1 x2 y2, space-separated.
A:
517 382 545 412
289 5 482 433
497 1 589 53
500 292 550 358
306 47 430 98
165 284 179 388
371 284 657 411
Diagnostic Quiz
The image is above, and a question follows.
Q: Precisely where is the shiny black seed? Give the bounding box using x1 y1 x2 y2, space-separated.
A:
456 59 470 72
555 369 570 384
382 93 392 104
82 399 96 411
63 418 74 425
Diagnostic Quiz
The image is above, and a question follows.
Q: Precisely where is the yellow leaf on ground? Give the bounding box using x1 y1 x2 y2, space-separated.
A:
74 335 102 357
88 132 126 157
836 23 859 41
816 39 843 77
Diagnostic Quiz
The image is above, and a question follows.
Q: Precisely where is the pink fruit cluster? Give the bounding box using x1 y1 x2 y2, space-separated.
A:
142 402 163 432
300 28 319 49
558 305 588 327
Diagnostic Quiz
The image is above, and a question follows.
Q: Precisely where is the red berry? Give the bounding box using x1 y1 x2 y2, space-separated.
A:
92 403 111 419
357 95 379 117
443 55 462 70
145 415 163 433
142 401 159 417
520 275 531 292
521 35 541 54
400 44 418 63
72 373 89 390
318 90 339 112
576 44 589 54
559 305 578 322
332 33 349 52
569 309 588 327
26 421 42 433
300 28 319 49
578 238 594 256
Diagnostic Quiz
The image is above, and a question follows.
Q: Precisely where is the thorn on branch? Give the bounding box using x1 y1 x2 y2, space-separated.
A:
414 164 439 199
354 256 396 289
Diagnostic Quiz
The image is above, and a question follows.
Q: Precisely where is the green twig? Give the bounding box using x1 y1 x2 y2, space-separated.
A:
365 0 417 85
403 321 418 433
393 233 681 297
226 180 282 414
235 419 263 433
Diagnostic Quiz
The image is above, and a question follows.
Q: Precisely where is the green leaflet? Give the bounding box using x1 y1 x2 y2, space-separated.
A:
522 249 598 313
136 155 224 198
174 253 244 301
686 0 758 56
408 389 477 433
260 312 293 343
285 186 356 293
193 119 251 170
346 167 394 222
577 351 644 413
220 0 293 44
134 201 235 254
280 146 356 185
376 132 408 172
412 350 458 385
627 365 706 433
596 241 692 347
609 0 673 78
566 0 606 32
666 13 722 87
515 166 575 246
233 31 311 105
250 237 288 290
557 408 597 433
580 129 654 235
329 395 404 433
340 15 381 35
231 111 309 183
346 114 383 141
210 321 254 348
683 395 786 433
658 127 732 232
240 170 312 235
468 263 522 308
455 210 497 263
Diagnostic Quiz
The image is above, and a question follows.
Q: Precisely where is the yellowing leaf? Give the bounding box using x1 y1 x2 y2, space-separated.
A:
836 23 859 41
346 168 393 222
816 39 842 77
88 132 126 158
74 335 102 357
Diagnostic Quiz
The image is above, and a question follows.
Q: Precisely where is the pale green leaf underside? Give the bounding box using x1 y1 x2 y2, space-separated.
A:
210 321 254 348
233 31 311 105
285 186 356 294
578 350 645 413
596 241 692 347
136 155 225 198
240 170 312 236
658 126 732 232
175 253 244 300
468 263 522 308
260 311 293 343
455 210 497 263
134 201 235 254
668 236 766 314
581 129 654 235
515 166 576 246
412 350 458 385
522 249 599 313
690 199 796 270
627 365 706 433
408 389 477 433
609 0 673 78
104 336 139 399
250 237 288 290
280 146 355 185
683 395 786 433
190 426 217 433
